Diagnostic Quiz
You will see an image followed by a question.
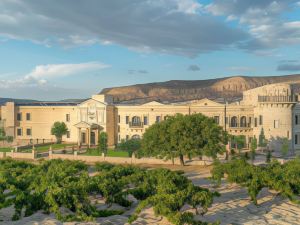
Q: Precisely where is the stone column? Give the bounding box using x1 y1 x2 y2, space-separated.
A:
77 128 81 146
131 152 136 164
87 128 90 148
32 149 36 159
49 146 53 159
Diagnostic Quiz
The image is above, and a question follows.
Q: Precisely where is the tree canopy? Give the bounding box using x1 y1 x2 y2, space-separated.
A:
117 138 141 157
0 128 13 143
98 132 108 154
51 122 68 143
140 113 228 165
250 136 257 163
281 137 289 158
258 128 267 147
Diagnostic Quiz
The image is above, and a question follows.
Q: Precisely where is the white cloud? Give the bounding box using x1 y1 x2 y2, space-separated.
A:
0 0 248 57
206 0 300 52
26 62 109 80
174 0 202 14
0 62 110 89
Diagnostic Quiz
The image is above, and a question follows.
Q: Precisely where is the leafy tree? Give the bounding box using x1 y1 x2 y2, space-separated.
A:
98 132 108 155
266 150 272 163
231 135 246 155
141 113 228 165
117 138 141 157
250 137 257 163
258 128 267 147
243 152 250 160
281 137 289 158
0 128 5 138
0 128 13 143
51 122 68 143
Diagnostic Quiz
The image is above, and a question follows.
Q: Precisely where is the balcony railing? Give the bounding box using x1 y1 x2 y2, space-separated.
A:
129 122 144 128
258 95 298 103
229 123 251 128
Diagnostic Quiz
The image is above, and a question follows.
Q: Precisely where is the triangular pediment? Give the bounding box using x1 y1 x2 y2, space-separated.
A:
78 98 107 107
189 98 223 106
74 121 104 130
141 101 164 106
74 121 91 128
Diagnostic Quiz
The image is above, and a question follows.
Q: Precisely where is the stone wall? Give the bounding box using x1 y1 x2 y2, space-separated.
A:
1 150 35 159
49 151 212 166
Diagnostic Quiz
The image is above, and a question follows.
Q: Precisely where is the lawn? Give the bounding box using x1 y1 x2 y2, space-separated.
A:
21 143 75 153
0 147 13 152
81 148 130 157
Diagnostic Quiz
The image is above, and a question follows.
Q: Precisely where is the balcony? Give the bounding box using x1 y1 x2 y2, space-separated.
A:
229 123 251 129
258 95 298 103
129 121 144 128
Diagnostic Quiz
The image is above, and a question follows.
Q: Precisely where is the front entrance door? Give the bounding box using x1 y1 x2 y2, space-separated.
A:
91 131 96 145
81 132 86 144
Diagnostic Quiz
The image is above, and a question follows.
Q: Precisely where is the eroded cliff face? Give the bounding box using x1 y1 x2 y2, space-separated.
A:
100 74 300 103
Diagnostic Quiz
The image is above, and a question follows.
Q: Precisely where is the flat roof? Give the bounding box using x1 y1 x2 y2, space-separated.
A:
15 102 79 106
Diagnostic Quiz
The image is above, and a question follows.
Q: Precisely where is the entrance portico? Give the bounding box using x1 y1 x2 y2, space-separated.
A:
74 121 103 147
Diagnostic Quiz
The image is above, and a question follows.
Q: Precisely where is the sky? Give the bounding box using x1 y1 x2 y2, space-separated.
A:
1 0 300 100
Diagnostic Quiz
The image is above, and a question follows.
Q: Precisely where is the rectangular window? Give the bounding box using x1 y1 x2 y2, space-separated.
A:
156 116 161 123
17 128 22 136
295 134 298 145
144 116 148 125
259 115 263 125
126 116 129 124
225 117 228 124
66 131 70 138
66 114 70 122
249 117 252 125
26 113 31 121
118 135 120 141
274 120 279 128
214 116 220 124
126 135 129 140
118 125 120 132
17 113 22 121
26 128 32 136
296 115 299 125
118 115 120 123
254 118 258 127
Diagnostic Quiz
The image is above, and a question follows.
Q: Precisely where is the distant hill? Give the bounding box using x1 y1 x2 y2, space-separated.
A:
100 74 300 103
0 98 39 105
0 98 85 105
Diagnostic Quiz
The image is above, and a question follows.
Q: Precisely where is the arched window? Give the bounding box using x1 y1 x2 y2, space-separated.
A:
231 116 238 127
240 116 247 127
131 134 140 139
131 116 141 126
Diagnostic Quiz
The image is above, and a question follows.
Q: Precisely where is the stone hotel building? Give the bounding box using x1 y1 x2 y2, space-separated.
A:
1 83 300 152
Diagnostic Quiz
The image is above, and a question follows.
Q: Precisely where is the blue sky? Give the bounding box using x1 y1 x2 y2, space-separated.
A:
1 0 300 100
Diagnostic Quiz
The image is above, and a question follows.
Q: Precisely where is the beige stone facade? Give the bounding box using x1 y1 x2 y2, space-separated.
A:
1 82 300 152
